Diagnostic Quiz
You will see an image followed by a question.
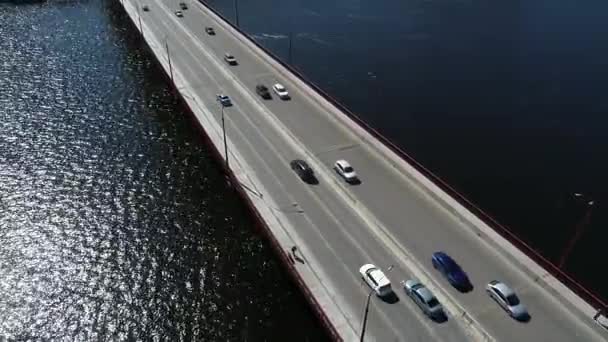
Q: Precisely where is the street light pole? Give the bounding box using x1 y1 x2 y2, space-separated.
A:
137 6 143 36
359 289 374 342
557 193 595 269
165 38 174 83
221 105 229 170
288 30 293 65
233 0 240 27
359 265 393 342
287 7 293 65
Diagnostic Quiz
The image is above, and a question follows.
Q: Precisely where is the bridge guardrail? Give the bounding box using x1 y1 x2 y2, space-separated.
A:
200 0 607 318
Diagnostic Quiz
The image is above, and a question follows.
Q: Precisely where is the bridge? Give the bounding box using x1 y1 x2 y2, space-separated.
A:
118 0 608 340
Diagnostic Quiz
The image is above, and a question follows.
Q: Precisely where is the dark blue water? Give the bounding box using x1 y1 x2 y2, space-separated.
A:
205 0 608 301
0 1 328 340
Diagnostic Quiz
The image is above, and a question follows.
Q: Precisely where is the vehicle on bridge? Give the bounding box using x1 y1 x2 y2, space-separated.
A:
216 94 232 107
432 252 472 292
360 264 392 297
205 27 215 35
256 84 271 99
290 159 316 184
224 53 238 65
334 159 359 184
402 279 445 321
486 280 530 321
272 83 290 100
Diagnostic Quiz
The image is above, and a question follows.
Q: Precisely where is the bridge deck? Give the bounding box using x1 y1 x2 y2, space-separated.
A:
119 0 607 340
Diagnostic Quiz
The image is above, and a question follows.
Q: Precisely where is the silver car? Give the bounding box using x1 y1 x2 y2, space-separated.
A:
486 280 530 321
224 53 237 65
334 159 358 183
272 83 290 99
216 94 232 107
402 279 444 320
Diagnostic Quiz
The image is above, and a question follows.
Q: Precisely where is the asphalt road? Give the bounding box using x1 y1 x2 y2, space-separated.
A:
129 0 607 341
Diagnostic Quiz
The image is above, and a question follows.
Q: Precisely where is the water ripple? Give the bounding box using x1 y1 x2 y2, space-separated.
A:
0 1 326 340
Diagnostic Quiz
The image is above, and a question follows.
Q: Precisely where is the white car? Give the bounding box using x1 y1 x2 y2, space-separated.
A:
175 10 183 17
486 280 530 321
334 159 358 183
272 83 290 99
224 53 237 65
359 264 392 297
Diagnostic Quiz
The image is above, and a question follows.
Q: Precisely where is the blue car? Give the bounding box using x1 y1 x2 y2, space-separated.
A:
432 252 472 291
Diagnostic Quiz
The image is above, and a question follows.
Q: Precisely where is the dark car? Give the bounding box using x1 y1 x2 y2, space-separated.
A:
205 27 215 35
179 2 188 9
432 252 472 291
142 5 149 11
290 160 317 183
256 84 271 99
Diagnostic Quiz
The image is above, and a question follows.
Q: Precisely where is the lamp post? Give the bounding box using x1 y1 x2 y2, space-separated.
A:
165 36 174 83
137 5 143 36
286 7 294 65
360 264 393 342
287 30 293 65
360 289 374 342
220 104 229 170
557 193 595 269
233 0 240 27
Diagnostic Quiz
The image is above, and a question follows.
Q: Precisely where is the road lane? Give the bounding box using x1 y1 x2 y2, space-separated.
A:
132 0 607 340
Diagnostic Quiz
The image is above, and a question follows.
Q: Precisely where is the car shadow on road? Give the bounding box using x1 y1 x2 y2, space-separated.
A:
456 283 474 293
305 176 319 185
515 313 531 323
432 312 448 323
381 292 400 304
